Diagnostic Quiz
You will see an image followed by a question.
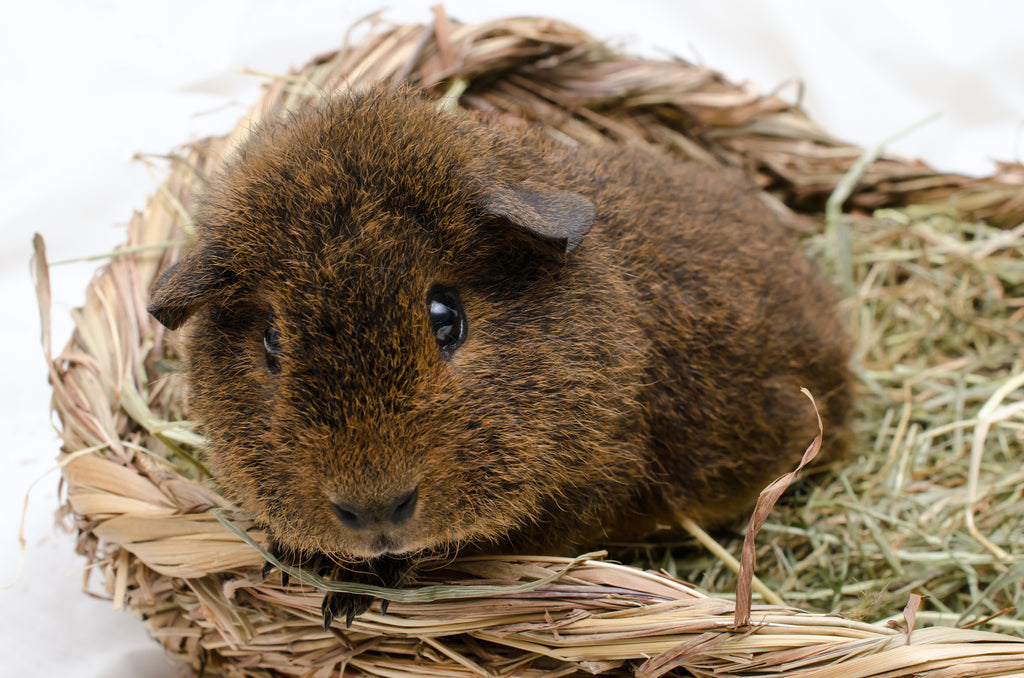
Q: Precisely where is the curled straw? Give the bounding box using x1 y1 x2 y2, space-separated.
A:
734 388 824 628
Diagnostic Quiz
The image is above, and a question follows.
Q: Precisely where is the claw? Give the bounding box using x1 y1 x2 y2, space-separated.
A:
261 559 289 586
322 610 332 631
272 552 414 630
263 540 290 587
321 593 339 631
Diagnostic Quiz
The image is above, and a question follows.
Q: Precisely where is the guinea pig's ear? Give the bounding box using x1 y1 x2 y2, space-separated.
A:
147 247 225 330
483 183 595 254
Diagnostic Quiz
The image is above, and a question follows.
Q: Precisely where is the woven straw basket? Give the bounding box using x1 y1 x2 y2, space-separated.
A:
36 9 1024 677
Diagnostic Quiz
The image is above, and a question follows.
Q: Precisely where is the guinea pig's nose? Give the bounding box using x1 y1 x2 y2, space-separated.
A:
330 486 419 531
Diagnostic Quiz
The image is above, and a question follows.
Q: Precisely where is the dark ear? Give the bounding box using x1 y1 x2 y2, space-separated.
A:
483 183 595 254
147 247 223 330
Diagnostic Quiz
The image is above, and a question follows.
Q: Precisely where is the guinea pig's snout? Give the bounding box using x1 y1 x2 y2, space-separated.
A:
329 486 419 531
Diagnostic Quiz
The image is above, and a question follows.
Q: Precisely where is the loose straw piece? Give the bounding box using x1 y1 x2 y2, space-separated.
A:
679 516 785 609
965 370 1024 563
735 389 824 627
3 444 111 590
824 113 942 292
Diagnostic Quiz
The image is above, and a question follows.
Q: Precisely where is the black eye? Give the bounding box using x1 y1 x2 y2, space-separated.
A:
427 287 466 358
263 316 282 373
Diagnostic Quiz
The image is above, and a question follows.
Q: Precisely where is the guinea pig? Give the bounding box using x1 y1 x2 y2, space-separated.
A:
148 84 851 628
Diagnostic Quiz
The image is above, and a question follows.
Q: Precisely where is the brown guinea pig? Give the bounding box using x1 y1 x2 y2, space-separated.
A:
148 85 851 628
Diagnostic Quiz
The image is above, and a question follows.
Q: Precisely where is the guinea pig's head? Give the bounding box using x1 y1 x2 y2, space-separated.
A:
149 86 648 560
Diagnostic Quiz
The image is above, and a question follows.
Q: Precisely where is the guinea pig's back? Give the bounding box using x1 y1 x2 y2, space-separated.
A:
577 147 851 524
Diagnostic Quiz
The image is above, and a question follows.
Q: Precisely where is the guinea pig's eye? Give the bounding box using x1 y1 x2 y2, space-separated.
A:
263 318 282 374
426 287 467 359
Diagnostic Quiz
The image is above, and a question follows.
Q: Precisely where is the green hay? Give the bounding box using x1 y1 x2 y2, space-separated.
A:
668 205 1024 635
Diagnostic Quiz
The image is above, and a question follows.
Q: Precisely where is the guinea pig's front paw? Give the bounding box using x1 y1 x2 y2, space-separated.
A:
320 589 374 631
260 542 416 630
319 556 417 630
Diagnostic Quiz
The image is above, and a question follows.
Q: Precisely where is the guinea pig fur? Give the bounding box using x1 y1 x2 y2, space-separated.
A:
148 85 852 628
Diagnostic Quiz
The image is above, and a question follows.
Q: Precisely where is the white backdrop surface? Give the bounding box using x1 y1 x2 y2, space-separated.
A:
2 1 1022 676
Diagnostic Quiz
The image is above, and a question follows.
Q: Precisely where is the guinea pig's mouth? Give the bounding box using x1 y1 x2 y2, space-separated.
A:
336 531 421 560
365 533 405 556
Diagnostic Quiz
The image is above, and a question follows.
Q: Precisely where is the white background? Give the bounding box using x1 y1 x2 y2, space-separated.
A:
2 1 1022 676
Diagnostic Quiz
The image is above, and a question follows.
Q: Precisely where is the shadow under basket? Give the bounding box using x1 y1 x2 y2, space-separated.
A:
37 8 1024 677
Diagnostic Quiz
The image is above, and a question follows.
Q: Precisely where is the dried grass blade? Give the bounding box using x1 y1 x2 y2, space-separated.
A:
903 594 925 644
30 234 51 358
735 388 823 628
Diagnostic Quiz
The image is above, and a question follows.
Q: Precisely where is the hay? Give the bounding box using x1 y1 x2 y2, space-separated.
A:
36 9 1024 677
